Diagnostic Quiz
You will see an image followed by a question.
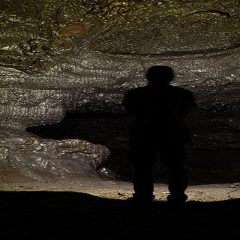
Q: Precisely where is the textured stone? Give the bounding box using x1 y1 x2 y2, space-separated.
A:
0 0 239 181
0 127 110 182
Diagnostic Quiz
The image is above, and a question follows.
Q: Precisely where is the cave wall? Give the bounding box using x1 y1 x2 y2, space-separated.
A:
0 0 240 182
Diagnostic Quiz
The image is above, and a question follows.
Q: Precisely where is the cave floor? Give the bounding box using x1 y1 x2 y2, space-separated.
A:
1 179 240 239
2 112 239 239
1 179 240 202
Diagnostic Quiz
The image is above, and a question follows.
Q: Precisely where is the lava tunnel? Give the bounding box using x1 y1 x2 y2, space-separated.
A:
0 0 240 184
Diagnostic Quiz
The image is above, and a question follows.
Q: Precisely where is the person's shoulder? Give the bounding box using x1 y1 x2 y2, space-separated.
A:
124 86 147 96
122 86 146 105
172 86 198 108
171 86 194 97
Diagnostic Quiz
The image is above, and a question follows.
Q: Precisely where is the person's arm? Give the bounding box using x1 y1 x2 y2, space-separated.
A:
174 90 198 124
121 91 136 128
183 91 199 126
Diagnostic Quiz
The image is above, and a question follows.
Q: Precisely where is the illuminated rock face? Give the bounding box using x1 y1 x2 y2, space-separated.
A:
0 0 240 181
0 128 110 182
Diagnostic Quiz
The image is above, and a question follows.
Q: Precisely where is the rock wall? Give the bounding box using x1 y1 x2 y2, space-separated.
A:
0 0 239 182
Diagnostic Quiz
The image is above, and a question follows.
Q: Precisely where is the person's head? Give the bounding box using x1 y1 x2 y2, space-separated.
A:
146 65 174 87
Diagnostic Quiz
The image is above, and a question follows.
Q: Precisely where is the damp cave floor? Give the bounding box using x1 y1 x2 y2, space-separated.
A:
2 111 240 239
1 179 240 239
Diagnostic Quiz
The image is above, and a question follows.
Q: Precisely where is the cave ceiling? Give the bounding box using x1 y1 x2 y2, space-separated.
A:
1 1 240 69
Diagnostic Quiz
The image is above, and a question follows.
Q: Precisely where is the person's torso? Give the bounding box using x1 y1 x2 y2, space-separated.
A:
127 85 192 143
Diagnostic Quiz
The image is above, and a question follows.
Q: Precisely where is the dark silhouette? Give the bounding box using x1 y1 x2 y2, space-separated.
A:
122 65 198 205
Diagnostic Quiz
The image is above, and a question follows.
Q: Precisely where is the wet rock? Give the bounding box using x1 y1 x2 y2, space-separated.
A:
0 127 110 182
0 0 239 182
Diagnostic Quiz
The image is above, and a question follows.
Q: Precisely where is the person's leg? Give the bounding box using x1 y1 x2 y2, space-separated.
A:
128 137 156 203
162 144 188 203
167 163 188 203
132 162 155 202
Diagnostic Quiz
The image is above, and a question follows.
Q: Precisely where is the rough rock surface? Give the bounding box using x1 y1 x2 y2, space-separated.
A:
0 0 239 182
0 127 110 182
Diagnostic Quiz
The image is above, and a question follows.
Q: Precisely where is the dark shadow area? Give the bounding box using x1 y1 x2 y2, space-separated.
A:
27 111 240 185
27 112 133 180
0 191 239 239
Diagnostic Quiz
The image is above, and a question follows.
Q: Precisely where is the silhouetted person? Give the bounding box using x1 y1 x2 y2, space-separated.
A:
122 65 198 205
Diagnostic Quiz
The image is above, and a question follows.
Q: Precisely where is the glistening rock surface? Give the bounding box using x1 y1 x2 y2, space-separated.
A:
0 0 240 182
0 127 110 182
